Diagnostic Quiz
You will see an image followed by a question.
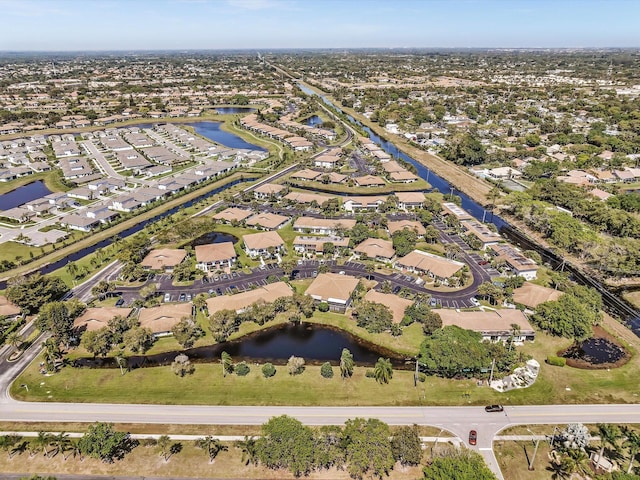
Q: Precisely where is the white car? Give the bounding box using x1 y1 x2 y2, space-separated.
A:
470 297 480 306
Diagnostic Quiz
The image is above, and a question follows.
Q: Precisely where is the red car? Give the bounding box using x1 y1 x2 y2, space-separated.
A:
469 430 477 446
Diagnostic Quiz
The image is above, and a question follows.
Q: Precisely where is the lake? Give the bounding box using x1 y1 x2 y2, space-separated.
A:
186 122 266 151
0 180 52 210
74 323 411 370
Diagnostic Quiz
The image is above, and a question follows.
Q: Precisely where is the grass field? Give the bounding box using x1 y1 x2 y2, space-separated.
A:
0 439 426 479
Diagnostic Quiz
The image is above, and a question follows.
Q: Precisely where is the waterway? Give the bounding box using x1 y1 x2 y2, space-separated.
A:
297 82 640 330
186 122 267 151
74 323 410 370
0 180 52 210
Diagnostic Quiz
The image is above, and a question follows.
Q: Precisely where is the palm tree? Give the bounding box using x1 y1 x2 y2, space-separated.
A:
5 332 23 351
234 436 258 466
63 439 83 462
623 427 640 474
114 352 127 376
564 448 590 476
157 435 171 462
596 423 621 469
65 261 79 280
49 432 71 458
0 435 21 459
365 263 375 280
196 435 228 463
509 323 522 352
373 357 393 384
34 431 52 457
221 351 232 377
193 294 208 314
339 348 354 379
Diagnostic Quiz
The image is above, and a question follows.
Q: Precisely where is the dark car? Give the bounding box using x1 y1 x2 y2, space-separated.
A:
392 285 401 294
469 430 477 445
179 293 186 302
485 404 504 413
478 260 489 265
115 297 125 307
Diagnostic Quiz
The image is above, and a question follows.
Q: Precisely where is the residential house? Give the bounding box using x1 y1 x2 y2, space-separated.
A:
363 291 412 324
73 307 133 333
138 303 193 336
395 192 426 210
195 242 237 272
461 220 502 250
245 212 290 230
293 217 356 236
342 195 387 212
387 220 426 237
253 183 286 200
512 282 563 310
442 202 473 221
353 238 395 261
141 248 187 272
293 236 350 255
395 249 465 282
435 309 535 343
353 175 386 188
205 282 293 315
305 272 360 312
490 244 539 280
212 207 254 224
243 231 285 258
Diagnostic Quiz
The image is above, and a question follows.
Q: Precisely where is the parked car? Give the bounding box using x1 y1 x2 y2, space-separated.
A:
312 271 318 277
470 297 480 306
115 297 125 307
186 294 192 302
469 430 477 445
430 297 437 307
179 293 186 302
392 285 401 294
163 293 171 303
478 260 489 265
208 289 215 295
485 405 504 413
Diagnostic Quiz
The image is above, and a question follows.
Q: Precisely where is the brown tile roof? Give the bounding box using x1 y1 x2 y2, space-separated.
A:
141 248 187 270
395 191 426 203
243 230 285 251
73 307 133 332
212 207 253 223
245 212 289 230
206 282 293 314
435 309 535 335
513 282 563 308
354 175 386 186
396 250 465 278
195 242 237 263
284 191 333 205
306 273 359 303
290 169 322 180
138 303 192 334
253 183 286 195
364 291 412 324
387 220 426 236
354 238 395 259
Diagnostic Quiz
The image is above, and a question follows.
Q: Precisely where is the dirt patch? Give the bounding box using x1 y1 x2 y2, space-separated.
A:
559 325 632 370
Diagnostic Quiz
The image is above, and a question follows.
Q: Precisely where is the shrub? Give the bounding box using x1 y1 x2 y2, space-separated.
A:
365 369 375 378
318 302 329 312
320 362 334 378
287 355 305 375
235 361 251 376
418 373 427 383
262 363 276 378
390 324 402 336
546 355 566 367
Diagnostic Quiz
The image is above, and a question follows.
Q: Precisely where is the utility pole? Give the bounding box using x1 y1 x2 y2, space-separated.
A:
488 358 496 385
527 429 541 470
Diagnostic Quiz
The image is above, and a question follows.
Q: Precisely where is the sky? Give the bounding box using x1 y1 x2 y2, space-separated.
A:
0 0 638 51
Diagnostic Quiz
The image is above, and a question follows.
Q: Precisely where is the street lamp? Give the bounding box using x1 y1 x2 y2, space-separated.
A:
526 428 541 471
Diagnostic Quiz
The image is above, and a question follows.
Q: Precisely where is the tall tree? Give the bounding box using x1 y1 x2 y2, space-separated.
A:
221 351 233 377
622 427 640 474
195 436 227 463
78 422 131 463
340 348 354 379
256 415 315 477
343 418 395 479
7 274 68 314
391 425 422 466
596 423 621 469
373 358 393 384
